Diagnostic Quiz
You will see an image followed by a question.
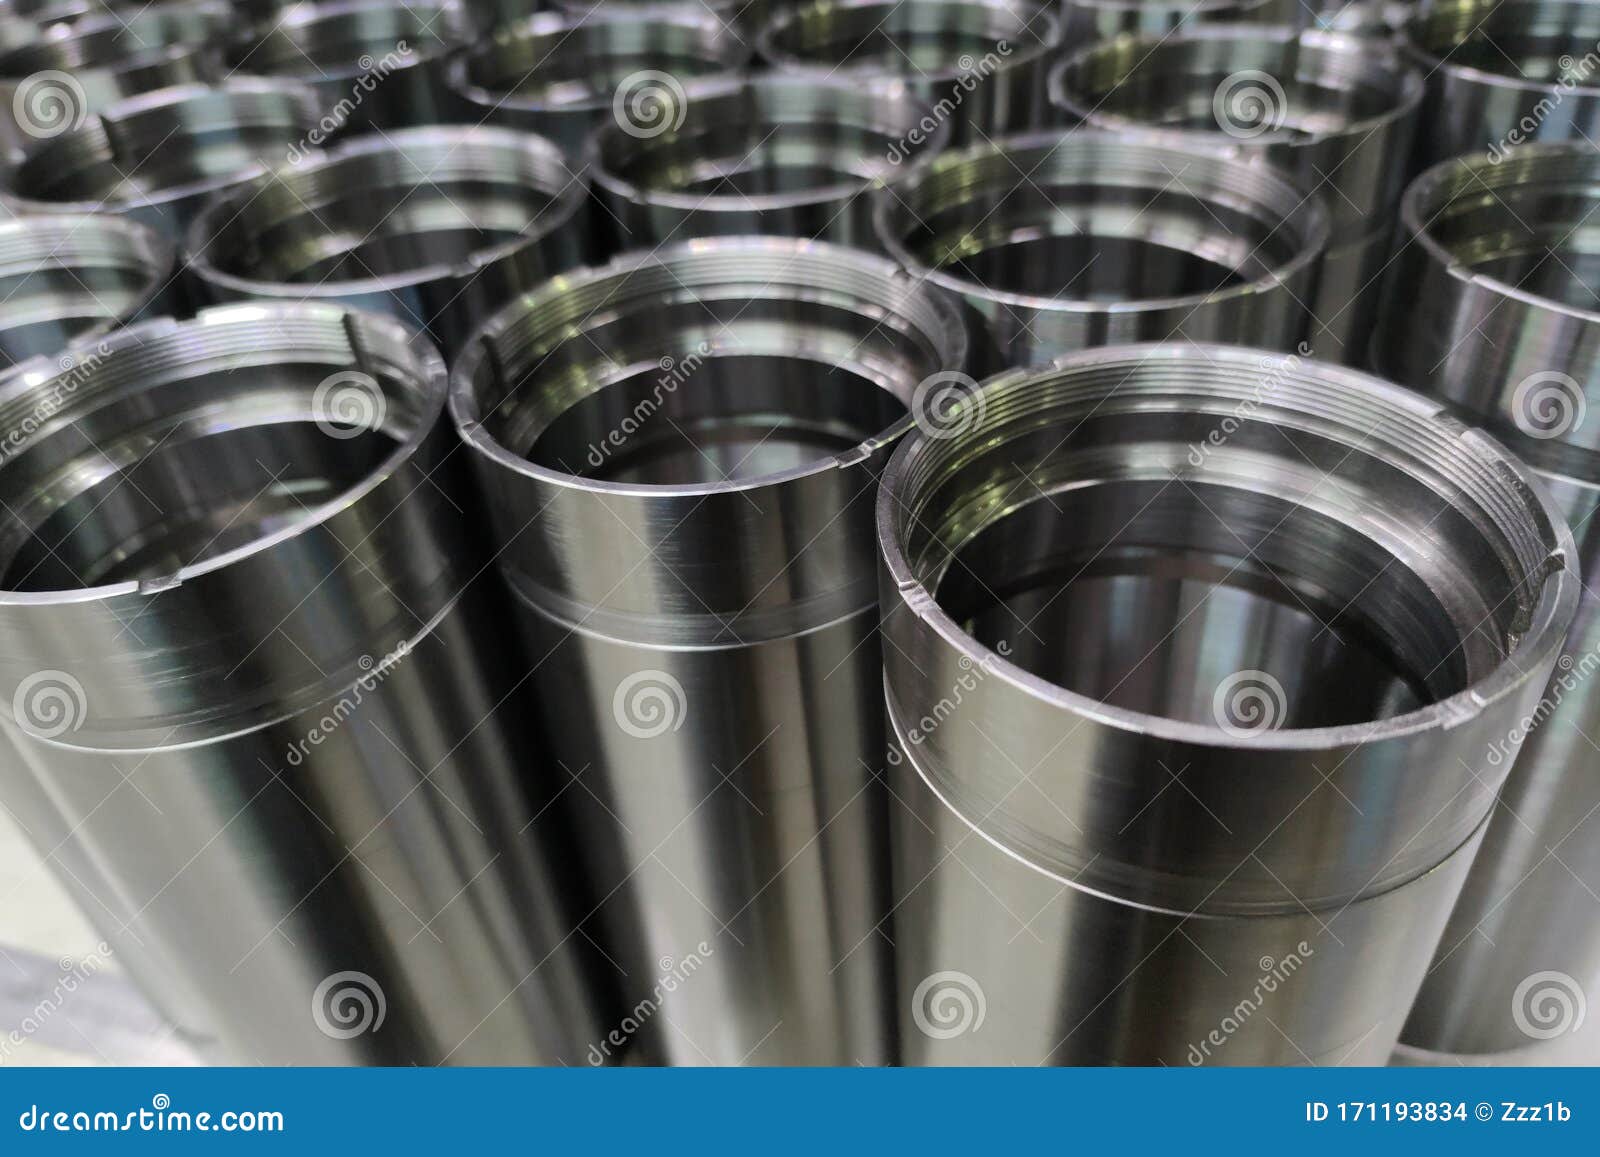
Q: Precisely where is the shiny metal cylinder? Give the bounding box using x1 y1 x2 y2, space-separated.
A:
590 76 946 251
447 9 751 159
756 0 1060 143
1402 0 1600 173
873 131 1328 371
0 302 606 1065
1049 26 1424 234
1373 144 1600 469
1059 0 1284 42
0 80 321 241
0 1 227 159
449 236 969 1065
0 213 174 370
555 0 784 33
878 342 1579 1064
224 0 467 132
184 126 590 355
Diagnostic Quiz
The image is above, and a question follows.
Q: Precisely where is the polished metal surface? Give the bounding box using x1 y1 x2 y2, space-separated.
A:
1058 0 1285 42
184 125 591 355
450 236 968 1065
0 213 174 370
1049 26 1423 234
1309 223 1395 367
873 131 1328 370
224 0 467 133
1373 144 1600 470
0 302 607 1064
878 342 1579 1063
756 0 1060 143
1403 0 1600 173
0 80 321 240
449 9 750 159
0 1 227 158
590 75 945 250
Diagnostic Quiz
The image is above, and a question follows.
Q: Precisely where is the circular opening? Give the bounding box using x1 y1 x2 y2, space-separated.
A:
459 12 747 110
0 310 434 595
454 240 963 491
227 1 459 81
595 78 937 210
885 347 1571 739
761 0 1054 81
880 134 1324 309
1408 0 1600 87
0 216 168 369
1054 29 1414 145
190 129 580 291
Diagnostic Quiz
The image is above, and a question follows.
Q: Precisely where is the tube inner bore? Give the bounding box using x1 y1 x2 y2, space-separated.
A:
762 0 1051 79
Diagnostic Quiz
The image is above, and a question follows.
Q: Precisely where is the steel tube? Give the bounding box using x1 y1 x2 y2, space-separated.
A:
184 126 591 356
1049 27 1424 234
1403 0 1600 173
873 131 1328 370
0 213 174 371
590 76 946 250
756 0 1060 144
0 302 607 1064
0 1 227 159
447 9 750 159
1058 0 1287 42
0 80 321 241
878 342 1579 1064
224 0 467 133
450 236 968 1065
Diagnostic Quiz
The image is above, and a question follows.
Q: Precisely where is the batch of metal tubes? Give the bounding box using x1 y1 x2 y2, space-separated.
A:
0 0 1594 1067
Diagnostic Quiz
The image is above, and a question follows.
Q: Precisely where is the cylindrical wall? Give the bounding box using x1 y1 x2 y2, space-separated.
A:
877 343 1578 1064
450 237 969 1065
0 303 607 1064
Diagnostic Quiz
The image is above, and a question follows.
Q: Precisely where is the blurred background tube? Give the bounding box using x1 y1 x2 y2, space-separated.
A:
0 303 605 1064
878 343 1578 1064
451 237 968 1065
